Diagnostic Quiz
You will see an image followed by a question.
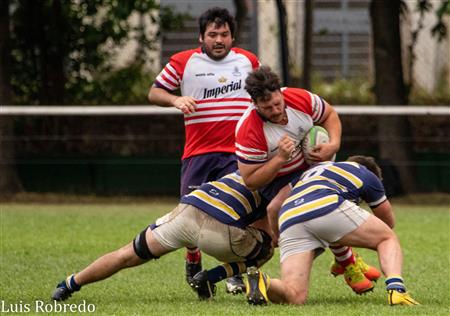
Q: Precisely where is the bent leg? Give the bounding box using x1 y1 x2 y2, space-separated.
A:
267 250 314 305
336 214 402 277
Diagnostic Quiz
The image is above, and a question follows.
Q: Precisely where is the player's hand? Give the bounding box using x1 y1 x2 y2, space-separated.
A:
308 142 338 163
277 134 295 161
173 96 197 114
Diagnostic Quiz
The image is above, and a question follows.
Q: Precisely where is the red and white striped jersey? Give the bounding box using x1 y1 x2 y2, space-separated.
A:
235 88 327 177
154 47 260 159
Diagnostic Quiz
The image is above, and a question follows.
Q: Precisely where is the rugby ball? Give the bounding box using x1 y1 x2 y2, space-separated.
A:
301 126 335 165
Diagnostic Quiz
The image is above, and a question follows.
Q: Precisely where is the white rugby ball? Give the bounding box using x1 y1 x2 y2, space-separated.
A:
301 126 335 165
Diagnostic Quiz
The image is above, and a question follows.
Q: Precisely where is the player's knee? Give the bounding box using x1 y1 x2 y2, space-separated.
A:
132 226 160 261
286 285 308 305
372 226 398 249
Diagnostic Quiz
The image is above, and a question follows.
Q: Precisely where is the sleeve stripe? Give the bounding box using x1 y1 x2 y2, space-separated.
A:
235 143 266 155
165 63 180 81
160 73 178 87
155 76 177 91
368 195 387 207
237 155 267 164
235 150 267 161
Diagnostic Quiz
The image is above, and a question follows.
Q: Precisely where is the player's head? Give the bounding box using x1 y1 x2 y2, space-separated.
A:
347 155 383 179
198 7 235 60
245 66 285 123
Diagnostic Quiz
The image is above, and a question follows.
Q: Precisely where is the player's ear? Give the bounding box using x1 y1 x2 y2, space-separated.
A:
199 34 204 44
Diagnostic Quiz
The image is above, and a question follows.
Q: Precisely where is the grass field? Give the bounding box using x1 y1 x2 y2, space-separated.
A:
0 200 449 315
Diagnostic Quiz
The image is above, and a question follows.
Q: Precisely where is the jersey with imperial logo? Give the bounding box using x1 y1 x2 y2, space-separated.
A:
153 47 260 160
235 88 327 177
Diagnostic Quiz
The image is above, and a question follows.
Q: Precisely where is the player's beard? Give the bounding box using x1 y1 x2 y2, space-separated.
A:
203 43 231 61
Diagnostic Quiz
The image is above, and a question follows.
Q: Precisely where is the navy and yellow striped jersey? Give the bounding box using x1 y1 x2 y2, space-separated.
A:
181 172 269 228
279 161 386 233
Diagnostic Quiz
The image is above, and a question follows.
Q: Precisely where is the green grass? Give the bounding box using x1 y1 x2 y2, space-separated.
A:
0 202 449 315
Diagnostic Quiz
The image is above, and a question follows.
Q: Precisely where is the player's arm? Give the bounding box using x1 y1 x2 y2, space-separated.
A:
148 86 196 114
266 184 292 246
238 134 294 190
371 199 395 228
310 102 341 162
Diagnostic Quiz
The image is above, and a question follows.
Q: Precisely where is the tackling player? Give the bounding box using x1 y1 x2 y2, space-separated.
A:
148 7 260 293
244 156 419 306
51 172 273 301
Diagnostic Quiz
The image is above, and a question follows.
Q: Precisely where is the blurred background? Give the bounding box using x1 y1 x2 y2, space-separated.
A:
1 0 449 198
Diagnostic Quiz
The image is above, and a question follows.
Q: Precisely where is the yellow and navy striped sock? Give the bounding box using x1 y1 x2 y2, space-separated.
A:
385 275 406 293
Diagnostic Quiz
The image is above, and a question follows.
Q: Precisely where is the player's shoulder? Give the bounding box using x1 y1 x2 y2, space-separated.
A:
333 161 367 173
282 87 312 100
230 47 260 67
236 106 263 135
337 161 380 182
170 48 202 64
282 87 314 110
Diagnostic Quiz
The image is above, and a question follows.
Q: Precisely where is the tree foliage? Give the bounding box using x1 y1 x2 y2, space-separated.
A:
9 0 186 105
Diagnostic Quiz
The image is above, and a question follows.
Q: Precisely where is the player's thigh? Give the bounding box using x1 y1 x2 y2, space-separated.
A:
336 214 394 249
151 204 202 250
305 200 371 244
279 221 326 263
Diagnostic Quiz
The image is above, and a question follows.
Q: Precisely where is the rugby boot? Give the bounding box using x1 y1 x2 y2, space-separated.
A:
388 290 420 306
245 267 270 305
343 263 374 294
330 253 381 281
51 275 79 301
225 275 246 295
189 270 216 300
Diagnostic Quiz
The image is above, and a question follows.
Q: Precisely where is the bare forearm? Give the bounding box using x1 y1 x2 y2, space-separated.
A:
148 86 178 107
318 103 342 152
320 110 341 151
239 156 286 190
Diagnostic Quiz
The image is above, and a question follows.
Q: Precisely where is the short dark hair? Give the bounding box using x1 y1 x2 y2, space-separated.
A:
198 7 235 39
245 66 281 102
347 155 383 179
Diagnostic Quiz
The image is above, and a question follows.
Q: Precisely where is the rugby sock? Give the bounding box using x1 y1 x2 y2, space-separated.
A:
207 262 246 284
330 246 355 267
385 275 406 293
185 248 201 264
66 274 81 291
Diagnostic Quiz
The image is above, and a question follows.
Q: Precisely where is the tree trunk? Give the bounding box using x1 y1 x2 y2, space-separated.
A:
0 0 23 194
301 0 313 91
233 0 248 46
276 0 291 86
370 0 417 194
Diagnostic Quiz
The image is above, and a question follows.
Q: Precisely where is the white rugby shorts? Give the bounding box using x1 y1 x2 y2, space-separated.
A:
279 200 370 262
